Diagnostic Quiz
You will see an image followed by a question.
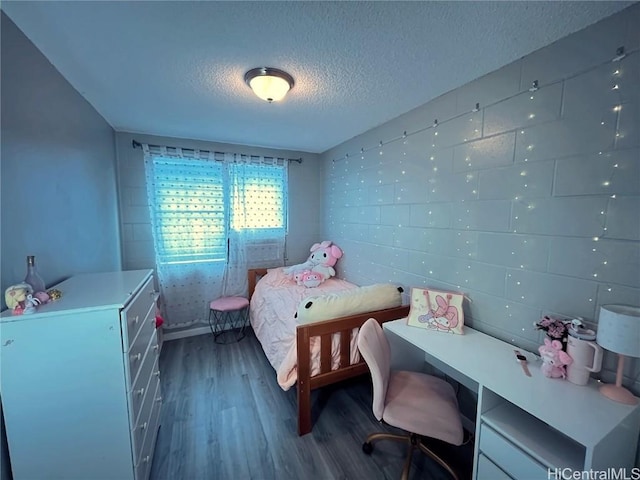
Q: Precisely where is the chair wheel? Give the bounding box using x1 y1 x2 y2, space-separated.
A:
362 442 373 455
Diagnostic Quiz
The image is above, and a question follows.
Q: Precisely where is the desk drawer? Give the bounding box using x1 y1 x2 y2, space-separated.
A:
479 425 547 480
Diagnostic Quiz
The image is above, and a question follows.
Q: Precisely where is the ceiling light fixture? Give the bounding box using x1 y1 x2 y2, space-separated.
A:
244 67 294 103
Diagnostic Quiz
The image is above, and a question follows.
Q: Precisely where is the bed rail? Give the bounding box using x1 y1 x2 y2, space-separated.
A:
247 267 410 436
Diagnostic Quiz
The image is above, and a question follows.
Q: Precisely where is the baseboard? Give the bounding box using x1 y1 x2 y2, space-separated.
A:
163 326 212 341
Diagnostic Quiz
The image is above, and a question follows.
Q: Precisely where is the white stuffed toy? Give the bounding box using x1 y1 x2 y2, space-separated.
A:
294 284 404 324
283 240 343 287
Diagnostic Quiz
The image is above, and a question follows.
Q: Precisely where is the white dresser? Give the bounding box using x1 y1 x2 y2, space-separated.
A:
0 269 162 480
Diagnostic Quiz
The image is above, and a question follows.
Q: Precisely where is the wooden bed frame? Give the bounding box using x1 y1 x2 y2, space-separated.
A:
248 268 410 436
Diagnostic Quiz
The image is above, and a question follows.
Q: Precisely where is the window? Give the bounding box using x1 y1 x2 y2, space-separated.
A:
145 154 287 265
229 162 287 231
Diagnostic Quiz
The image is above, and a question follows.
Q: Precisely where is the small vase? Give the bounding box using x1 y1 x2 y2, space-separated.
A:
24 255 46 293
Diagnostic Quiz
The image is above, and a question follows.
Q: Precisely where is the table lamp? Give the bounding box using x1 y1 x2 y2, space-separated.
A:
596 305 640 405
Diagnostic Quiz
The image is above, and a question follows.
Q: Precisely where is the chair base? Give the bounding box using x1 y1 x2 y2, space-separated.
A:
363 431 458 480
207 304 249 345
213 326 247 344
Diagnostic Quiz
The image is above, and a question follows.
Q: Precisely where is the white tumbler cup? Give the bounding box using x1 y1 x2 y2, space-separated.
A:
566 327 603 386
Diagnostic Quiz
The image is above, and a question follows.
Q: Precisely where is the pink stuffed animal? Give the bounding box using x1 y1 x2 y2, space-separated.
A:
309 241 342 279
301 271 324 288
293 270 307 286
283 241 343 287
538 338 573 378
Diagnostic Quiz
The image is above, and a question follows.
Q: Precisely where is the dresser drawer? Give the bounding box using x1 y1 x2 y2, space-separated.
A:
134 383 162 480
135 448 151 480
129 339 160 426
132 369 161 461
479 425 547 480
122 276 155 350
476 453 512 480
127 307 157 383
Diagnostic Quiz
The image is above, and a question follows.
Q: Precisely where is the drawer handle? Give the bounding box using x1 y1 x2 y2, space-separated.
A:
155 396 163 403
132 315 139 325
154 370 160 377
143 455 151 464
153 345 159 352
140 422 148 431
130 352 142 362
135 387 145 397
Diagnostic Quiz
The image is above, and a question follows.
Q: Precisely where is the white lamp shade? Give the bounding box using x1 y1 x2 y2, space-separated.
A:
248 75 291 102
597 305 640 357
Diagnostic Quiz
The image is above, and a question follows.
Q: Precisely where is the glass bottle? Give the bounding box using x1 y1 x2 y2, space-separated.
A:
24 255 46 293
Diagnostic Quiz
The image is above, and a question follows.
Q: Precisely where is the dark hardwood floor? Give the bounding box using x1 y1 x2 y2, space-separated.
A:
150 329 474 480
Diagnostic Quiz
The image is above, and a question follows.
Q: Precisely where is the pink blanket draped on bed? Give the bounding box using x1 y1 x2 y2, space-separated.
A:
249 267 357 390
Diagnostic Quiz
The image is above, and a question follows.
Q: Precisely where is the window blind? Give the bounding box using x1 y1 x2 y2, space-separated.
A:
146 157 227 264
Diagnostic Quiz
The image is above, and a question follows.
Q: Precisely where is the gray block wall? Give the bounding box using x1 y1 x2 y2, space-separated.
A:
320 4 640 392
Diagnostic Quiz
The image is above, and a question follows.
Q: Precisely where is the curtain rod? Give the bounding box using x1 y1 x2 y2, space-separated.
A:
131 139 302 164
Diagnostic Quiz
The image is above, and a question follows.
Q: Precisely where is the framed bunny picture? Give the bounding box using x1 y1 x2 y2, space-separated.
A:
406 287 465 334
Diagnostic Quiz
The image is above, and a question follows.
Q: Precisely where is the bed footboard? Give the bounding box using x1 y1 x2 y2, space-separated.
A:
295 304 410 436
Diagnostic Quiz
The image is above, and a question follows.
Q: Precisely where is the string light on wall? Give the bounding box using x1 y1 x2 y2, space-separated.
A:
332 47 633 165
326 48 635 311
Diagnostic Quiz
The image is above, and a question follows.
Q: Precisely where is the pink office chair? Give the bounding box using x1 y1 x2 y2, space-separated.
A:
357 318 463 480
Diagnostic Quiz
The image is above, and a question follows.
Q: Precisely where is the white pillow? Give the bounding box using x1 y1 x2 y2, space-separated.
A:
295 283 403 324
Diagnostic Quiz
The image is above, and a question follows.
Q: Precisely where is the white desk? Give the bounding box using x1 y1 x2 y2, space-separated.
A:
385 319 640 480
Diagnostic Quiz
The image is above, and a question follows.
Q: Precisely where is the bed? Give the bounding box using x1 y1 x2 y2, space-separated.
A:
248 267 410 435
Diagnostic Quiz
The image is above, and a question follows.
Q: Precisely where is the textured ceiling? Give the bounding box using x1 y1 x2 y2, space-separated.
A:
2 1 634 153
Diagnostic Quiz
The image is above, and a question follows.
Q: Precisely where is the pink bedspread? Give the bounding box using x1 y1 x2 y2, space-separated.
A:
249 267 357 390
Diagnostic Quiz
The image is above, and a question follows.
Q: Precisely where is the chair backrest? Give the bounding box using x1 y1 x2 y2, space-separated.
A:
357 318 391 421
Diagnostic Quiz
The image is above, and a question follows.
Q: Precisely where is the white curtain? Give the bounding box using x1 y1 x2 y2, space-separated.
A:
143 145 287 330
222 154 288 296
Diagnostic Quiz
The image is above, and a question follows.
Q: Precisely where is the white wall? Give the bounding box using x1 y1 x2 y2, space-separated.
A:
1 13 122 480
0 12 121 296
320 5 640 393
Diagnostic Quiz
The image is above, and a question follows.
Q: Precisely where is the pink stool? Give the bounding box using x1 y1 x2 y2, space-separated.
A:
208 296 250 344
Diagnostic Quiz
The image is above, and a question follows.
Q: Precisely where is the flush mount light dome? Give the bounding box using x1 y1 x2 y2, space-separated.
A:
244 67 294 103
